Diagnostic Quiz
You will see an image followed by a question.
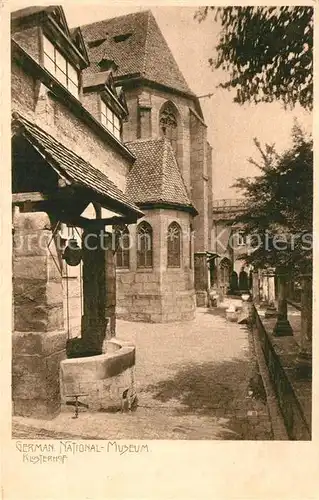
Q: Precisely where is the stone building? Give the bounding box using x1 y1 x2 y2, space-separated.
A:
11 6 214 416
11 6 143 416
80 10 213 317
211 198 251 295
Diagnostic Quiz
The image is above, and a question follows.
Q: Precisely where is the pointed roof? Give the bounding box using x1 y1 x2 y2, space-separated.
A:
80 10 194 96
126 137 197 214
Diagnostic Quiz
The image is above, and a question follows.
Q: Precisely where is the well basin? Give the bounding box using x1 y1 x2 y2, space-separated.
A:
60 339 136 412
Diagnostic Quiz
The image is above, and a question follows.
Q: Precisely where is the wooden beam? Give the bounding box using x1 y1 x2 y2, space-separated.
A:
62 215 137 229
12 192 49 204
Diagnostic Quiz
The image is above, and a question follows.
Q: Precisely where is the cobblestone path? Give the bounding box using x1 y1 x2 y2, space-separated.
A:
13 308 273 440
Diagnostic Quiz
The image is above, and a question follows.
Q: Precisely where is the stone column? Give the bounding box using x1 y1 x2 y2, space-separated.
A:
296 273 312 377
261 271 269 305
265 269 277 318
194 252 208 306
268 271 276 305
252 270 260 303
12 211 67 418
273 269 293 336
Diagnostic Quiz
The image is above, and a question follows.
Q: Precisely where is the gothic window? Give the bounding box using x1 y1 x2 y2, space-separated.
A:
167 222 182 268
159 102 178 157
137 222 153 268
114 226 130 268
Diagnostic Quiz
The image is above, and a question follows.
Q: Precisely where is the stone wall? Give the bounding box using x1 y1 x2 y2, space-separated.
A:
116 208 195 322
123 83 214 261
190 109 209 253
254 307 311 440
12 211 67 417
11 62 130 192
122 85 201 194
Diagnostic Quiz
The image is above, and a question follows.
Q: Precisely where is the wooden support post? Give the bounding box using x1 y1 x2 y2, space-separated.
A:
81 229 108 355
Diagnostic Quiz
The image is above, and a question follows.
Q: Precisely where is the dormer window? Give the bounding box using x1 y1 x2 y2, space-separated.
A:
43 35 79 98
98 58 118 72
87 38 107 48
113 33 132 43
100 100 121 140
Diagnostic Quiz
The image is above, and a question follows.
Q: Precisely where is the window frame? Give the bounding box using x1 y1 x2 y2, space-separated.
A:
100 99 121 140
42 34 79 98
136 221 153 269
167 221 182 268
159 102 178 157
114 226 130 269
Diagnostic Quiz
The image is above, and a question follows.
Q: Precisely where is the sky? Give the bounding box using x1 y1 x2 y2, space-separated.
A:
11 3 313 199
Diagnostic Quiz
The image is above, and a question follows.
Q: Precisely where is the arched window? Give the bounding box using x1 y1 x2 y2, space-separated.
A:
114 225 130 268
137 221 153 268
167 222 182 268
159 102 178 157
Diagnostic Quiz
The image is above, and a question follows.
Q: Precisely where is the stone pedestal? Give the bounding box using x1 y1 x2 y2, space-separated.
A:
12 211 67 418
238 293 254 324
273 270 293 337
265 270 277 318
194 252 208 306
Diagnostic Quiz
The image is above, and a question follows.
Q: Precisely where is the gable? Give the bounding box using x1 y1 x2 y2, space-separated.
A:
70 27 90 66
80 11 194 96
48 6 71 38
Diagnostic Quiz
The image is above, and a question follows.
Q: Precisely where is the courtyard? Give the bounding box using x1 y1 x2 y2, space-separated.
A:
13 307 274 440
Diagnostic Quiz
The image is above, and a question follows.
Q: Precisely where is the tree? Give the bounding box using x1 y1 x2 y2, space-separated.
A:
195 6 313 110
231 124 313 274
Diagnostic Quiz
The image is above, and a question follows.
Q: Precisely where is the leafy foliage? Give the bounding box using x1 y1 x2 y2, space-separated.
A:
195 6 313 110
232 124 313 273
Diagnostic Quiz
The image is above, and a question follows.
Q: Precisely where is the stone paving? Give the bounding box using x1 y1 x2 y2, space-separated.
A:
13 307 273 440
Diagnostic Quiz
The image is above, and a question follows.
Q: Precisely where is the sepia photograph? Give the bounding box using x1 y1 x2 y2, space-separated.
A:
9 3 312 446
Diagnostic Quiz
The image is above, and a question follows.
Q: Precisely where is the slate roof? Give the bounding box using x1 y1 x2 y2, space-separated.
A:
80 10 194 96
126 137 197 213
12 112 143 217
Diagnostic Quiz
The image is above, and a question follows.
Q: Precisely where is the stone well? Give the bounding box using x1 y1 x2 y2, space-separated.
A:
60 339 136 412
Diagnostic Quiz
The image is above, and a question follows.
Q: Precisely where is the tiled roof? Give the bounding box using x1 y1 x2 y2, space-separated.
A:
12 113 143 217
80 11 194 96
82 70 112 88
126 137 196 213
